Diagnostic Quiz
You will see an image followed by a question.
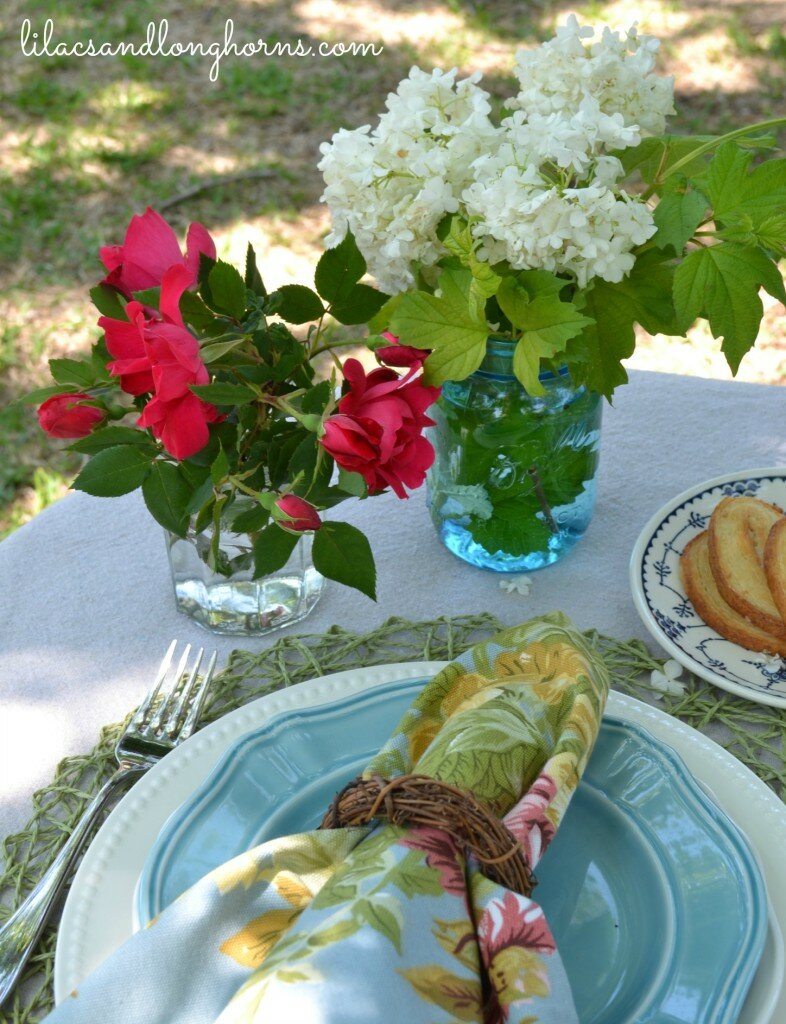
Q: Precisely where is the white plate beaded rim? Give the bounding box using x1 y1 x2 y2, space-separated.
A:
630 467 786 708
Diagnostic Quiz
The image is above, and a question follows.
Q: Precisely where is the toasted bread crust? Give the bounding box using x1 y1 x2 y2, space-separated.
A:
708 496 786 639
765 518 786 627
681 532 786 656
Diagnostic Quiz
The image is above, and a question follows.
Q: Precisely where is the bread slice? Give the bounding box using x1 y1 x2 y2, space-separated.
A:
708 496 786 639
765 518 786 627
681 532 786 656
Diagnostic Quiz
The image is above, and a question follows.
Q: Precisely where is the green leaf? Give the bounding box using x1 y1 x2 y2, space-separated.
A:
390 267 488 385
185 476 214 515
567 252 676 398
22 384 80 405
132 287 161 308
330 283 389 325
49 358 103 389
438 215 501 299
142 462 192 536
653 179 709 254
468 498 551 557
368 293 403 334
90 284 127 320
498 287 592 395
230 502 270 533
199 335 248 364
312 521 376 599
513 269 566 299
314 232 366 304
245 242 267 296
208 261 248 319
69 426 158 454
702 142 786 227
210 446 230 485
190 382 258 405
337 468 367 497
72 445 153 497
252 523 300 577
179 290 216 332
301 379 333 414
275 284 325 324
673 242 786 374
616 135 717 185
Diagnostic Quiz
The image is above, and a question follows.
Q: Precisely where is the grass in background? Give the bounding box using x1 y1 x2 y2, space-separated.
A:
0 0 784 534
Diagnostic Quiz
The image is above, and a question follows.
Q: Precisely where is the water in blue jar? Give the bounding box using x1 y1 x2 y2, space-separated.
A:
426 343 602 573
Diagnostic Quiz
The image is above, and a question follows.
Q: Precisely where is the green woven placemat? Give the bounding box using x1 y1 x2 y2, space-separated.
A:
2 613 785 1024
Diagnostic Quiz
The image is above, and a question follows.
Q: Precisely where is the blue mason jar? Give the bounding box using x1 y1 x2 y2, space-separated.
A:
426 338 602 572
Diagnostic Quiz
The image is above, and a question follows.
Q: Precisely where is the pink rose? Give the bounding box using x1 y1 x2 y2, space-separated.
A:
137 321 220 459
320 358 439 499
100 265 195 397
376 331 429 371
275 495 322 533
37 393 105 438
99 208 215 298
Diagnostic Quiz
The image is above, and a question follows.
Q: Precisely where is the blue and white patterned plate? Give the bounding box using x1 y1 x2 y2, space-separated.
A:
630 468 786 707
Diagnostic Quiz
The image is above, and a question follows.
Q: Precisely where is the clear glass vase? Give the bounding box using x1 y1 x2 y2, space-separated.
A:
427 339 602 572
165 521 324 635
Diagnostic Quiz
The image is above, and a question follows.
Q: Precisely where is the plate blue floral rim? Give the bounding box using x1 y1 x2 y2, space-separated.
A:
630 467 786 708
136 676 768 1024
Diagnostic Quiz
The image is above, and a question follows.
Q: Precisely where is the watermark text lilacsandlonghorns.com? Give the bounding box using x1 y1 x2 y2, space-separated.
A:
20 18 384 82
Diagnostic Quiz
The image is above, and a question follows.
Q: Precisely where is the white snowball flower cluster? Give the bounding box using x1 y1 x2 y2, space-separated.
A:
510 15 675 137
318 67 496 294
319 18 674 293
465 168 656 287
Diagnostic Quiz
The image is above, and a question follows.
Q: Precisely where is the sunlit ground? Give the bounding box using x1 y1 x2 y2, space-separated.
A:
1 0 784 533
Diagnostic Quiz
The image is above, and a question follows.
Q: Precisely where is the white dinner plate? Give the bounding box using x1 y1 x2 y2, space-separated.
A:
55 662 786 1022
630 468 786 707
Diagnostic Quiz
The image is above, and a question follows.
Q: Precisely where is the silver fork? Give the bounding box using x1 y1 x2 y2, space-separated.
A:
0 640 218 1007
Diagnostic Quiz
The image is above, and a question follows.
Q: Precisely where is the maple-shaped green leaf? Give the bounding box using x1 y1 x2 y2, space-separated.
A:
509 294 592 396
438 215 501 299
673 241 786 373
567 252 676 399
702 142 786 227
652 178 709 254
390 267 489 385
716 213 786 257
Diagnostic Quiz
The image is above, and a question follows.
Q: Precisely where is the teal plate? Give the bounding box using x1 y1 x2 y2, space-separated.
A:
138 678 767 1024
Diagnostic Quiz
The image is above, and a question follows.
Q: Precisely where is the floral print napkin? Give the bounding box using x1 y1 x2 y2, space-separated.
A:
46 612 609 1024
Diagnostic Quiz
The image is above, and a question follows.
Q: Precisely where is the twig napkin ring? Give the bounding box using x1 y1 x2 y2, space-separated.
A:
320 773 537 897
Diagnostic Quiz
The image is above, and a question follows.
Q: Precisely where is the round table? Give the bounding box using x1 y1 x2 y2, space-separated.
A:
1 369 782 849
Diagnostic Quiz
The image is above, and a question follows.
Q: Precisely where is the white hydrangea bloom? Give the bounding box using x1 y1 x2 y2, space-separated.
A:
318 18 673 292
318 67 497 294
464 171 656 287
510 15 675 137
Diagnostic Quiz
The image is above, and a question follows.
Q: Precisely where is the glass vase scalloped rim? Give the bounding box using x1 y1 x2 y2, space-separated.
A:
630 467 786 708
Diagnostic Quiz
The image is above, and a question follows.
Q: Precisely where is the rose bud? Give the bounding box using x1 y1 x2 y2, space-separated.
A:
37 393 106 439
274 495 322 533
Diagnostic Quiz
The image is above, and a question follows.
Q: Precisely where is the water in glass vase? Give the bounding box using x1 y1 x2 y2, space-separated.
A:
166 525 324 635
427 341 602 572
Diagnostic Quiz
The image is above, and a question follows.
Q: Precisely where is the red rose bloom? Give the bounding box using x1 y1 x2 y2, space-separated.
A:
99 207 215 298
275 495 322 533
100 264 195 396
136 322 220 460
376 330 429 371
37 394 105 438
101 265 218 459
320 358 439 499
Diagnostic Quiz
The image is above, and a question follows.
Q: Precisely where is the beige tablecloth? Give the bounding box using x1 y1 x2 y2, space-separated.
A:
0 369 782 852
